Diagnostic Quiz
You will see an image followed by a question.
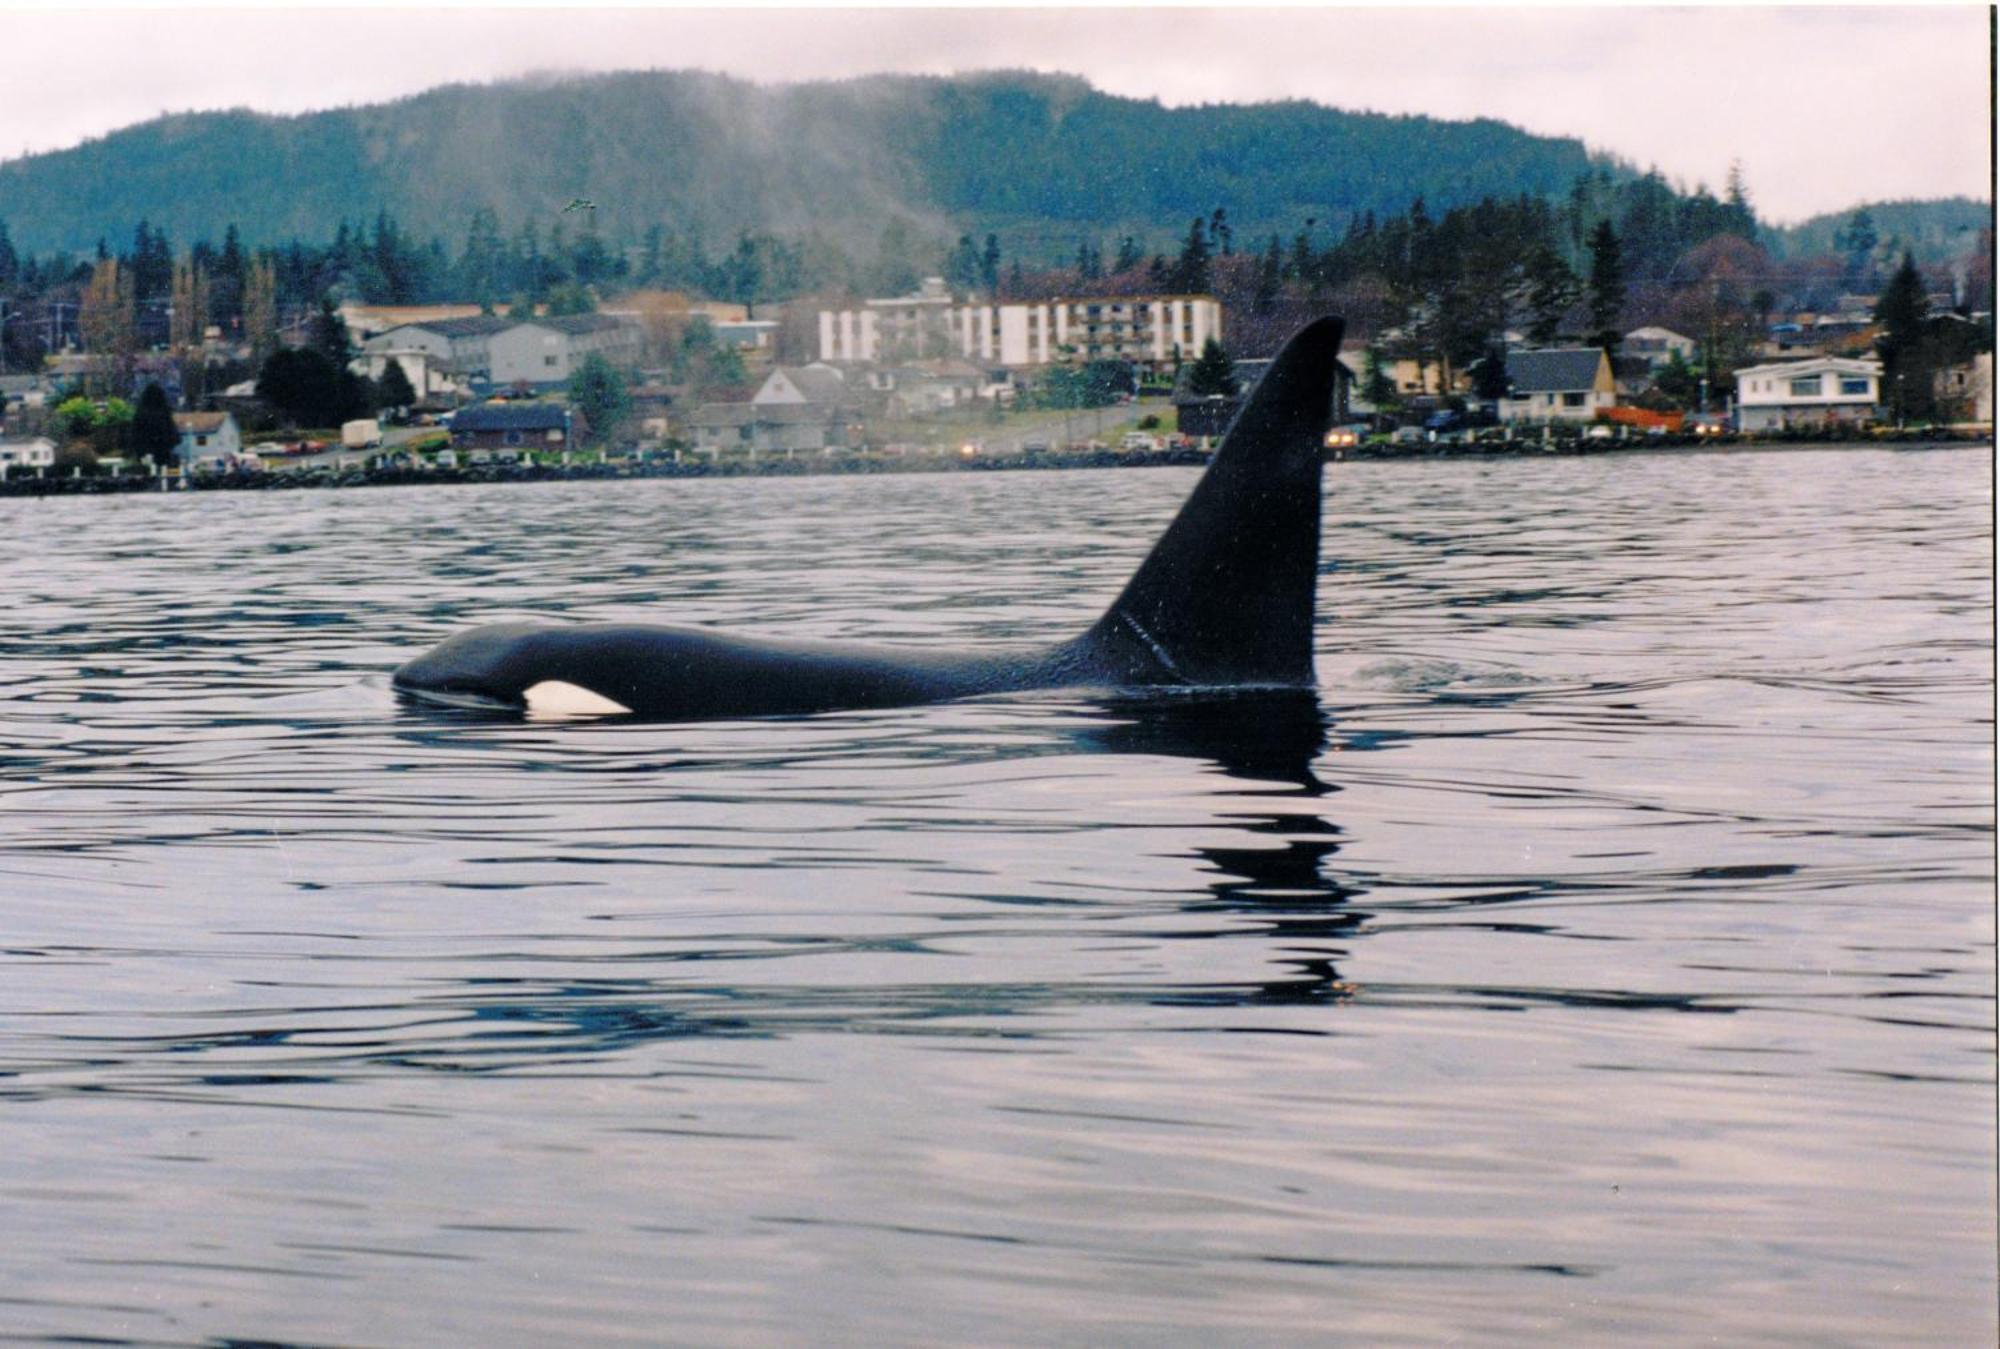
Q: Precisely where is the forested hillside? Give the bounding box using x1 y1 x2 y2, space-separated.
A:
1764 197 1991 262
0 68 1616 260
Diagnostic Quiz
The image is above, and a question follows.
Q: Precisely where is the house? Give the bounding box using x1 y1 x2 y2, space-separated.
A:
357 349 456 406
691 401 859 457
1498 348 1617 423
362 316 513 380
875 360 989 417
0 374 50 411
1933 352 1993 425
1732 357 1881 431
172 411 243 465
488 315 644 388
1172 356 1353 439
1611 355 1656 398
627 381 676 443
448 402 578 453
0 436 56 470
688 362 863 455
753 364 851 408
1623 326 1697 368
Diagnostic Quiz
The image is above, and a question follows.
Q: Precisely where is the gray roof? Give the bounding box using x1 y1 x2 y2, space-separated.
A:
771 366 847 403
519 315 639 336
1505 348 1605 394
392 316 513 339
696 402 847 428
452 402 569 431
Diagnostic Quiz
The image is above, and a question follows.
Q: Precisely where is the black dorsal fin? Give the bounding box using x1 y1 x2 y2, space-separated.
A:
1080 315 1343 687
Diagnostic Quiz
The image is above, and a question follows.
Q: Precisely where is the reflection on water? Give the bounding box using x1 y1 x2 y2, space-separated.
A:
0 449 1991 1344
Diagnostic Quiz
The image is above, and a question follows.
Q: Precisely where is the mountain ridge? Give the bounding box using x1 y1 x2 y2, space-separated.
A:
0 67 1623 258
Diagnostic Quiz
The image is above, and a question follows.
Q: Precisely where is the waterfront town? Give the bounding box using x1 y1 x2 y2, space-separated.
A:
0 213 1992 489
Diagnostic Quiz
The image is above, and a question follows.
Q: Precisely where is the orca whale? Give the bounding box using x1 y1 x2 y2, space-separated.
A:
393 315 1343 719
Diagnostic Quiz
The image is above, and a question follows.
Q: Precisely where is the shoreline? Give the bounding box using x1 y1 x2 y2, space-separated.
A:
0 431 1987 498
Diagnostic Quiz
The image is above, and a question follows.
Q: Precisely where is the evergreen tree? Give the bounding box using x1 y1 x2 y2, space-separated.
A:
568 353 631 447
1291 218 1319 290
1184 336 1237 397
1722 161 1757 239
871 216 920 296
1253 235 1282 313
376 357 417 412
1523 243 1579 343
311 295 354 369
1837 208 1880 290
257 347 349 427
1874 251 1933 423
1361 347 1397 409
1173 216 1212 293
1585 219 1625 351
945 234 982 291
980 234 1001 293
131 382 180 468
213 223 245 328
1113 236 1143 273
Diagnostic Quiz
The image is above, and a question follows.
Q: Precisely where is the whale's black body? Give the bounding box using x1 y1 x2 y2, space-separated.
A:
393 316 1343 719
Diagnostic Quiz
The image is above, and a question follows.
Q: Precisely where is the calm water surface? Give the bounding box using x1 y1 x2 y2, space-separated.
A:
1 448 1992 1344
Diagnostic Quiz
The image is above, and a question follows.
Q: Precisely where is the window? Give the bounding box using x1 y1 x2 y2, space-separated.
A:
544 355 558 368
195 435 208 446
1790 375 1824 398
1839 377 1871 396
1562 392 1586 408
504 430 523 446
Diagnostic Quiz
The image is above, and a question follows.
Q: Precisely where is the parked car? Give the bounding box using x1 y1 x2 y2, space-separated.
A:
1423 407 1496 435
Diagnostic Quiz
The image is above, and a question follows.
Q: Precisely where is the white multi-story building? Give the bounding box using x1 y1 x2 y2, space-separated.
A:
489 316 644 388
1733 357 1881 431
819 278 1222 374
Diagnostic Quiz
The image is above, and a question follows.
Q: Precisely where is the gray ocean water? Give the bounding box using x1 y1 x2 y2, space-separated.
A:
1 446 1993 1345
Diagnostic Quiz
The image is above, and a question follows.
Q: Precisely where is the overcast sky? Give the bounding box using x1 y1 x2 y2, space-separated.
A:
0 3 1991 224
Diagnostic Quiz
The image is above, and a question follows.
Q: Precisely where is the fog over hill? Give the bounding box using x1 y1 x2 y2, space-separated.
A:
0 68 1625 259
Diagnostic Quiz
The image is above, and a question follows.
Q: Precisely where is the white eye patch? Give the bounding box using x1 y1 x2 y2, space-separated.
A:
522 681 633 717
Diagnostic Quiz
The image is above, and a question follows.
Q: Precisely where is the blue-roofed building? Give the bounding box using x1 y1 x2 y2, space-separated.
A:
448 401 580 453
1497 348 1617 423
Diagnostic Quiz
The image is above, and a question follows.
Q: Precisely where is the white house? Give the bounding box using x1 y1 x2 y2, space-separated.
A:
1623 326 1697 368
356 349 456 404
488 316 644 388
361 316 513 379
1732 357 1880 431
172 411 243 466
0 436 56 471
1498 348 1618 423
